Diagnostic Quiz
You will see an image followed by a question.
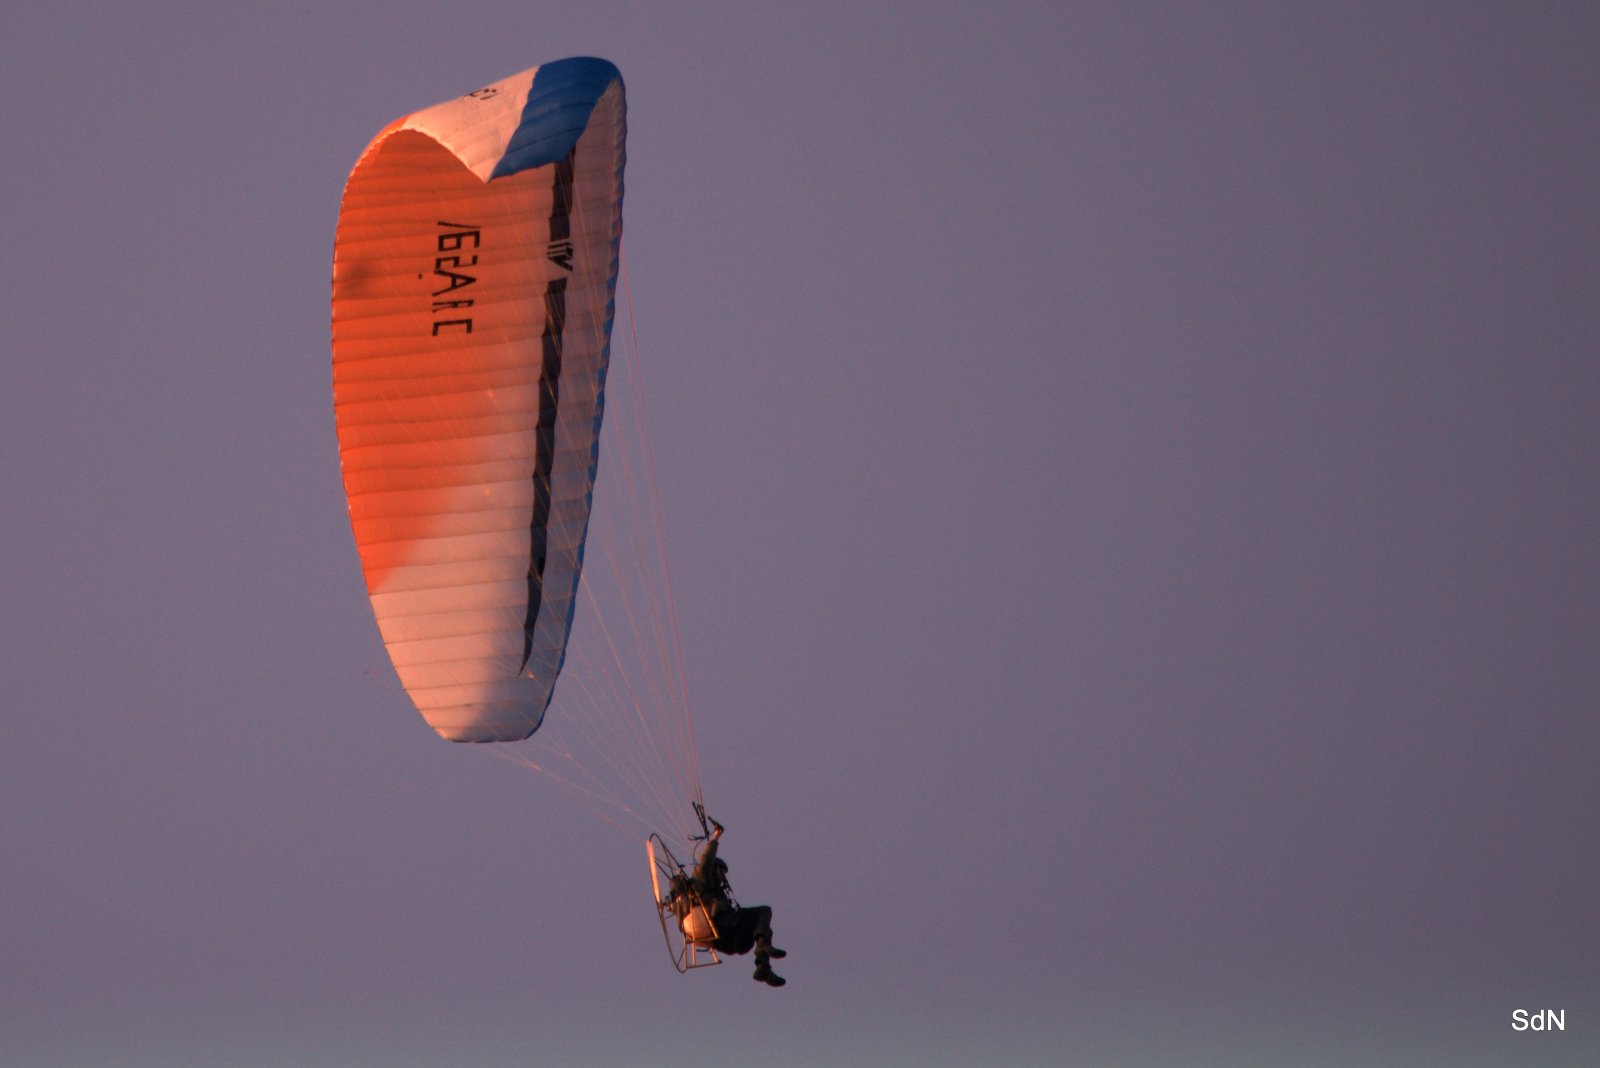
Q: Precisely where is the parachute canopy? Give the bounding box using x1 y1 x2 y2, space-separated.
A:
332 58 626 743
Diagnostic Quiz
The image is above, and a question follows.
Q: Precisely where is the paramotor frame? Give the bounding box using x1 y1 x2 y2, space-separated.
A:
647 833 723 973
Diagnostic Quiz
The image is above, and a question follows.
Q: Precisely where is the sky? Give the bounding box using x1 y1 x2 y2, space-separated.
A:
3 2 1598 1065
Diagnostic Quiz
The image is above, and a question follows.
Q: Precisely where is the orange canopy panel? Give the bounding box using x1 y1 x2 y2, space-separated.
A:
332 59 625 742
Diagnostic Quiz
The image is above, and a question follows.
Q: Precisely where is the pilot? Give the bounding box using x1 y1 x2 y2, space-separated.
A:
683 820 786 987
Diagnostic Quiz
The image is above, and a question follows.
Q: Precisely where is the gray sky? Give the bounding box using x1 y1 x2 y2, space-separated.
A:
3 3 1597 1065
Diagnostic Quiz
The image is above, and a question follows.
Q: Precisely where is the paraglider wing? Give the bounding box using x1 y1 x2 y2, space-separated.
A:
332 58 625 742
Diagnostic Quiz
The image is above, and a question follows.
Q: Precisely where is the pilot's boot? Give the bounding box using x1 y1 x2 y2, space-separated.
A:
755 934 786 960
753 960 786 987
